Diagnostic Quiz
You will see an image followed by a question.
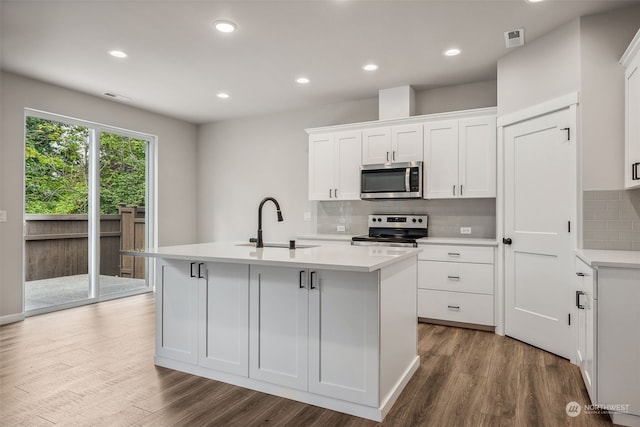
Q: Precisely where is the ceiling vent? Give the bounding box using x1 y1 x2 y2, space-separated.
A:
504 28 525 48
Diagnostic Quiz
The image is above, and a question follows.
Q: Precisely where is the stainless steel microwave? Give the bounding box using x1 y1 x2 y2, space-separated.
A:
360 161 423 200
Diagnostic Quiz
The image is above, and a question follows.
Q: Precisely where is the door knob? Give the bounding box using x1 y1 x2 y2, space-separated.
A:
502 237 512 245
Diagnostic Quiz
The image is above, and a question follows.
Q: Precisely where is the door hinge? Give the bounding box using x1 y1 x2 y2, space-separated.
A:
561 127 570 141
568 221 571 233
568 313 571 326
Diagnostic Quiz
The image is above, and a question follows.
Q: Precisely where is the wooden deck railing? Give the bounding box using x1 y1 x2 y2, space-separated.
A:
24 206 146 281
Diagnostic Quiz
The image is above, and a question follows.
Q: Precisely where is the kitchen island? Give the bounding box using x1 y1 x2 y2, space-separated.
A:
135 242 420 421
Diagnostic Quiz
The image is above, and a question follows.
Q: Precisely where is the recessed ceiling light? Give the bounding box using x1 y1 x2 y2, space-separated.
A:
443 48 461 57
217 92 230 99
211 20 237 33
362 63 378 71
108 50 128 58
296 77 310 84
527 0 544 3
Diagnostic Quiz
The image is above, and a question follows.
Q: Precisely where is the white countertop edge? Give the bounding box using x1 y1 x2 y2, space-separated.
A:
125 243 421 273
576 249 640 269
297 234 356 242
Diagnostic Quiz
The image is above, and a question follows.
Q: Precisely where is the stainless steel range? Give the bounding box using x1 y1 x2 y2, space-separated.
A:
351 214 428 247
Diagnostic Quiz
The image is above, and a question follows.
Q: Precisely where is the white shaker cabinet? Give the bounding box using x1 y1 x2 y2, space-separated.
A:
621 29 640 189
198 262 249 377
424 116 496 199
156 259 199 364
362 124 423 165
308 131 361 201
597 266 640 426
575 257 596 404
249 265 309 390
417 244 495 327
156 260 250 375
308 269 379 406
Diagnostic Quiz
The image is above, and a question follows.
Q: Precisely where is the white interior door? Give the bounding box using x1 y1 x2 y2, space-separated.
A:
503 107 575 359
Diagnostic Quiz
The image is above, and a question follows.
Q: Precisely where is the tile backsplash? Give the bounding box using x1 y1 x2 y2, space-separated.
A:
583 189 640 251
317 199 496 239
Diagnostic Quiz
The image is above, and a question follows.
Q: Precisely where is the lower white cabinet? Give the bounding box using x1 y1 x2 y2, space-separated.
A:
156 259 250 374
156 259 200 364
308 269 379 406
199 262 249 376
249 266 379 405
575 257 596 404
597 266 640 426
417 244 495 327
249 265 309 390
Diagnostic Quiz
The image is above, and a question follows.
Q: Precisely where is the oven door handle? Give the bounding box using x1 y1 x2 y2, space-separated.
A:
405 167 410 193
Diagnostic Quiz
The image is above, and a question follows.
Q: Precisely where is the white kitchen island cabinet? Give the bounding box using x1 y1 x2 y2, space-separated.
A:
140 242 420 422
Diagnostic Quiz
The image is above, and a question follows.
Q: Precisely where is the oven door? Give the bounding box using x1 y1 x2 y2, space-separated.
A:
360 161 422 199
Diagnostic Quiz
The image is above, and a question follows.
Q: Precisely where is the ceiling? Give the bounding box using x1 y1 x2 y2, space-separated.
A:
1 0 638 124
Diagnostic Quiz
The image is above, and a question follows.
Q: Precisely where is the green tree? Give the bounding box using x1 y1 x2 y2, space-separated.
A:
25 117 146 215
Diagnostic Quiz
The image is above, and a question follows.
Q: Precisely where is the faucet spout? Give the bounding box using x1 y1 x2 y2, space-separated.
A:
257 197 284 248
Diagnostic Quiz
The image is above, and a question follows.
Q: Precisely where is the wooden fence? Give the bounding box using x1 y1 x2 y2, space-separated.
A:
24 205 145 281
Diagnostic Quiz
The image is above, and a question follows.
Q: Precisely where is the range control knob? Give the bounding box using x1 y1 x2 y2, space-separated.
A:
377 217 382 222
418 218 423 223
412 218 417 223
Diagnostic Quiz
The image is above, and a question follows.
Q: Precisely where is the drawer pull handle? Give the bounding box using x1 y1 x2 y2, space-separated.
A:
447 305 460 311
447 252 460 257
447 276 460 280
576 272 585 277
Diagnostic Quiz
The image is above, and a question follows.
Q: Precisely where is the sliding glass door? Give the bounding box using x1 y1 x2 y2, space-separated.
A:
23 111 155 315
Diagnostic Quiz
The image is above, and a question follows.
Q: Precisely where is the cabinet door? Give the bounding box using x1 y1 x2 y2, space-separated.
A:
597 267 640 416
362 127 391 165
198 262 249 376
459 116 496 198
424 120 459 199
156 259 199 364
625 53 640 189
249 266 308 390
308 269 379 406
392 123 423 163
309 134 335 200
575 258 596 403
335 131 362 200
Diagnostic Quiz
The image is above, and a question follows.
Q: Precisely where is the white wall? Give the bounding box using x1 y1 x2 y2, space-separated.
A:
0 71 198 321
196 84 498 243
415 80 497 116
580 6 640 190
497 19 581 117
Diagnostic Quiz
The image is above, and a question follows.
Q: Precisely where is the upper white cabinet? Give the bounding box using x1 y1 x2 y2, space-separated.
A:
424 116 496 199
308 131 361 201
621 29 640 189
362 124 423 165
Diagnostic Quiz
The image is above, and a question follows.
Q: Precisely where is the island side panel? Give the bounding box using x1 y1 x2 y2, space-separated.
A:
379 255 420 409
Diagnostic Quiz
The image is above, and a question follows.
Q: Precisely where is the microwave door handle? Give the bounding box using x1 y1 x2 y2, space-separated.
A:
406 167 410 192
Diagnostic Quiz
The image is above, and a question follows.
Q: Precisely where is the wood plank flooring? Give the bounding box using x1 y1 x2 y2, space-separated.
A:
0 293 614 426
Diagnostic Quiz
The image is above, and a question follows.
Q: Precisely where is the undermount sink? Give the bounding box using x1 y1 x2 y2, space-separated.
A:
236 242 317 249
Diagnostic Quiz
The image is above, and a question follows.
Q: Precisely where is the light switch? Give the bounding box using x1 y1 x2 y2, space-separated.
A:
460 227 472 235
303 212 312 222
0 210 6 222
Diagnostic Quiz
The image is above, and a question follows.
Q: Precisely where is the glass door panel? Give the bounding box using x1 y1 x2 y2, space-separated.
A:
98 132 149 298
24 117 92 312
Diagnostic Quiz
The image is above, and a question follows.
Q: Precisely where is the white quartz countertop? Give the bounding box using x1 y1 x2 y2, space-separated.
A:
576 249 640 269
130 242 421 273
297 234 356 242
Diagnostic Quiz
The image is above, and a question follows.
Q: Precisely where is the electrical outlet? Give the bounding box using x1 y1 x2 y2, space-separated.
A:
460 227 472 235
0 210 6 223
337 225 346 232
303 212 312 222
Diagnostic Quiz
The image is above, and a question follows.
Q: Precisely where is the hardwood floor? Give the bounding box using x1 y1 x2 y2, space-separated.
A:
0 293 613 426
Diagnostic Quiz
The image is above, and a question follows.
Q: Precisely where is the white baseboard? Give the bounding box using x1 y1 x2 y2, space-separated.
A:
0 312 25 325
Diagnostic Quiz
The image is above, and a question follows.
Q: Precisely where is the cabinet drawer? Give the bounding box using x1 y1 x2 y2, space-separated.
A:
418 245 494 264
417 289 494 326
418 261 493 294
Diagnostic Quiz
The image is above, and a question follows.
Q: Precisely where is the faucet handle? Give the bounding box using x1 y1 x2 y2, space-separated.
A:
249 237 257 243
